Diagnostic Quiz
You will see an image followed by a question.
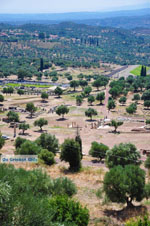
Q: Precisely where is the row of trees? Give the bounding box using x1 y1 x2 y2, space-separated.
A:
14 132 82 171
6 102 69 123
76 91 105 106
70 75 109 92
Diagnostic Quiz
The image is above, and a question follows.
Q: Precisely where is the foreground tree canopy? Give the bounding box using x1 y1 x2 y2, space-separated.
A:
104 165 145 207
0 164 89 226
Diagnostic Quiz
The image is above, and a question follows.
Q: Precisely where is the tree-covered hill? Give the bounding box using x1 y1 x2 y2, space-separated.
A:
0 21 150 72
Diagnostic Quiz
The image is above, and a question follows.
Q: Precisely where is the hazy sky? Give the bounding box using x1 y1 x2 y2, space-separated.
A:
0 0 149 13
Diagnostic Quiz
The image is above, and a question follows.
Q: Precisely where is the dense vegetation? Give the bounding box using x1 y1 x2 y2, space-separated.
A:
0 164 89 226
0 21 150 79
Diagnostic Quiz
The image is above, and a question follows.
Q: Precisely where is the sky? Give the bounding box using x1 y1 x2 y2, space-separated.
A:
0 0 149 13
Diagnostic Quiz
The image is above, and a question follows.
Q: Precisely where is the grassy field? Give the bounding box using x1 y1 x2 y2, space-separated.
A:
130 65 150 76
3 83 53 88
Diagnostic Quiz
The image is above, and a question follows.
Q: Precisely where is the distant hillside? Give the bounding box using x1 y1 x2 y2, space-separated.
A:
0 22 150 66
76 15 150 29
0 8 150 26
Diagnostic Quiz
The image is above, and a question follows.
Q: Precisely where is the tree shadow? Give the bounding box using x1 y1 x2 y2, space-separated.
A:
144 108 150 110
88 104 94 106
41 100 48 103
108 130 120 134
56 118 67 121
60 166 81 175
26 115 36 119
33 129 47 133
91 159 104 164
104 205 147 222
119 104 126 106
96 103 104 106
18 132 31 136
54 96 61 99
86 119 97 122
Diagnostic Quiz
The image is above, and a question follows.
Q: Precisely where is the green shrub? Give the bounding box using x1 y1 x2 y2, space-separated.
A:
52 177 77 197
39 149 55 165
146 119 150 125
0 182 12 222
144 183 150 200
0 164 88 226
126 216 150 226
15 140 41 155
48 195 89 226
145 156 150 169
0 133 5 149
10 194 52 226
89 142 109 161
36 133 59 155
15 137 27 149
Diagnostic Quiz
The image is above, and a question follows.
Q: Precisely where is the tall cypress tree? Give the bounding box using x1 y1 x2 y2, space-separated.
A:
144 66 147 77
40 58 44 71
140 65 144 77
75 135 83 159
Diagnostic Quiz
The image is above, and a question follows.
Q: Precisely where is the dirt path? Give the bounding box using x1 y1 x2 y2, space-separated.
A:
104 85 110 117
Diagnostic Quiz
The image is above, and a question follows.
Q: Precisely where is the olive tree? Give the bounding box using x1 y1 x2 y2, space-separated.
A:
107 99 116 111
54 87 63 98
56 105 69 119
89 142 109 161
34 118 48 131
7 111 19 122
70 80 79 91
144 100 150 109
96 92 105 105
109 119 123 133
104 165 145 207
88 95 95 106
41 92 48 102
76 95 83 106
132 94 140 103
84 86 92 96
119 96 127 105
106 143 141 168
85 108 97 121
26 103 37 118
0 94 4 102
126 103 137 115
19 123 30 135
17 89 24 96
